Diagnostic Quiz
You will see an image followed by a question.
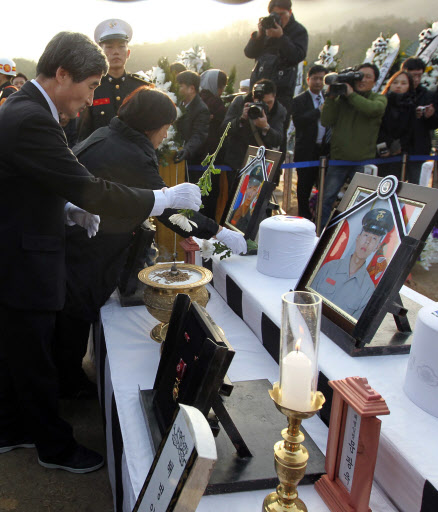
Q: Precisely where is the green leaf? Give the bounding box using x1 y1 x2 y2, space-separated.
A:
178 208 194 218
194 122 231 198
246 239 258 251
201 154 213 167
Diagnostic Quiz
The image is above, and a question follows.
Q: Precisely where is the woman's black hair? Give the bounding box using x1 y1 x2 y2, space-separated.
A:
118 85 177 132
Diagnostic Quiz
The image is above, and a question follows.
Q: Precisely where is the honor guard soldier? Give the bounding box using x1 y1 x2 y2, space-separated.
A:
77 19 149 141
0 58 18 106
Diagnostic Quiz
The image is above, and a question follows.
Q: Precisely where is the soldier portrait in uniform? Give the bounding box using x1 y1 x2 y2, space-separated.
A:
310 207 395 320
226 164 265 234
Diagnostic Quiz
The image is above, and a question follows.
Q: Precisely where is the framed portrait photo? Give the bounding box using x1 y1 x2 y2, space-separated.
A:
296 173 438 356
221 146 281 240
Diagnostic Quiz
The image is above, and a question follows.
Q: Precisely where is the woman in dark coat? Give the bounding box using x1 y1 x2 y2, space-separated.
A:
377 70 416 179
198 69 228 220
55 86 245 397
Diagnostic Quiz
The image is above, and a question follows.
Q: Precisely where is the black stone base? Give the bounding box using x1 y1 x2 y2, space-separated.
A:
140 379 326 495
323 295 422 357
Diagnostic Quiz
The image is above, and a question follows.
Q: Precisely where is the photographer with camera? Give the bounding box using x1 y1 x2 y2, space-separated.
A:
222 78 287 190
320 63 387 227
244 0 308 117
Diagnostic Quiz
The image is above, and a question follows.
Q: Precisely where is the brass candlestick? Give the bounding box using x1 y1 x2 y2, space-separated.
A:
263 383 325 512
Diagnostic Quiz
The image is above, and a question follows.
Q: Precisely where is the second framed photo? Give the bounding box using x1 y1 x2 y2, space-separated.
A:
296 173 438 356
221 146 281 240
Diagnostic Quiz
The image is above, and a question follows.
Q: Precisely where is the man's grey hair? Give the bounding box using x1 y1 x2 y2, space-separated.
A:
36 32 109 82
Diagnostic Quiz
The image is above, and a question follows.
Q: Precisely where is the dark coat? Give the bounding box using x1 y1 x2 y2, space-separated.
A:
377 91 416 154
0 81 155 311
64 117 219 321
245 14 308 111
199 89 227 161
291 90 329 161
0 81 17 104
176 94 210 163
410 85 438 155
76 72 150 142
222 92 287 170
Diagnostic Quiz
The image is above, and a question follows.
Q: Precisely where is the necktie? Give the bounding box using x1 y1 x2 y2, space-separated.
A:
317 95 331 144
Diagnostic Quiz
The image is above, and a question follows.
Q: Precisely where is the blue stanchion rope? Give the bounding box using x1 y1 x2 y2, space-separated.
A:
187 154 438 173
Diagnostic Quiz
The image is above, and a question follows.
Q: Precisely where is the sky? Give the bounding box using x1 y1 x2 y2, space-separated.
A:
4 0 437 61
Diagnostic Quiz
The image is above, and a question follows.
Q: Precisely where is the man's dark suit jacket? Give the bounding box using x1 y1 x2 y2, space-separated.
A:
176 94 210 163
291 90 325 162
0 81 155 312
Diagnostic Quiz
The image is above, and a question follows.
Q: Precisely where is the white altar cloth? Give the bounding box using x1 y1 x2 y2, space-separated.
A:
98 283 396 512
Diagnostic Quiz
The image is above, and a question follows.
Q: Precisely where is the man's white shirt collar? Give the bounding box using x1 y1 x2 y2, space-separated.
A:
31 79 59 122
309 90 323 104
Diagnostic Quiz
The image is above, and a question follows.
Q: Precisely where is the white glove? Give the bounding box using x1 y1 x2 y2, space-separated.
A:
215 227 247 255
64 202 100 238
151 183 202 216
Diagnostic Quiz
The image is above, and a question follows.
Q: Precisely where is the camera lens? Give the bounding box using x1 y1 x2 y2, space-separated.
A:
248 104 263 119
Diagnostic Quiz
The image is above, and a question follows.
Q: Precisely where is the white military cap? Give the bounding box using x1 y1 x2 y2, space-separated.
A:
94 19 133 44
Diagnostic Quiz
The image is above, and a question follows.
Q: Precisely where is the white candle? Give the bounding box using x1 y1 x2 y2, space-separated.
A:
281 348 313 412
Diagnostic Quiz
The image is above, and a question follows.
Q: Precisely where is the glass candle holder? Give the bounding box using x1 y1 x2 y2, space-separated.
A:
279 291 322 412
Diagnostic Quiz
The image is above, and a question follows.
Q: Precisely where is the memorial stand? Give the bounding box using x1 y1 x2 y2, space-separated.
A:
180 237 200 264
315 377 390 512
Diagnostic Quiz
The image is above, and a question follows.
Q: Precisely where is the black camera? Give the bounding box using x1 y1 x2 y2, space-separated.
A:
260 12 281 30
247 83 269 119
324 69 364 96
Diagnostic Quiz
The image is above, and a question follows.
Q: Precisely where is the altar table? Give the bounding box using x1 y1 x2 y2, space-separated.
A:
198 252 438 512
95 276 398 512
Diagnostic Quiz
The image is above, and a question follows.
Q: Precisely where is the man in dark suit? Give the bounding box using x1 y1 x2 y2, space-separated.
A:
0 32 201 474
174 71 210 176
291 64 328 220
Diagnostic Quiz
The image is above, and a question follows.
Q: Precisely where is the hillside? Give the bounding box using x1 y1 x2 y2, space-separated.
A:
14 16 429 88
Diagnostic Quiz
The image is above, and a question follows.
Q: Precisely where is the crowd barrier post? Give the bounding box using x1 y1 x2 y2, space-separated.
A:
316 156 327 237
401 152 408 182
433 159 438 188
282 151 294 213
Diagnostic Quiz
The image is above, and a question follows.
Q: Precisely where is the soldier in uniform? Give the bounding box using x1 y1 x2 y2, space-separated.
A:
311 208 394 320
77 19 149 141
0 58 18 106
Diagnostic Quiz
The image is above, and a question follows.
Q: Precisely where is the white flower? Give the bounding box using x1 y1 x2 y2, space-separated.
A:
135 70 149 80
315 44 339 70
169 214 198 233
200 239 215 261
158 125 179 151
421 61 438 91
150 66 166 85
418 233 438 271
176 46 207 73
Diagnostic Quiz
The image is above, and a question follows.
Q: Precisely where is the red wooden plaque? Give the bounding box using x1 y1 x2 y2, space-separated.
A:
180 237 200 264
315 377 390 512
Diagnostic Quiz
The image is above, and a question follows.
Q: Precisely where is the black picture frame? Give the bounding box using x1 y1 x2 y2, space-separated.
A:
150 294 235 437
220 146 281 240
296 174 438 356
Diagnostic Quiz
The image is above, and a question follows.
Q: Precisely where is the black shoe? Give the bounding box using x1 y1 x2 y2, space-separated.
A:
38 444 104 474
59 379 98 400
0 437 35 454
